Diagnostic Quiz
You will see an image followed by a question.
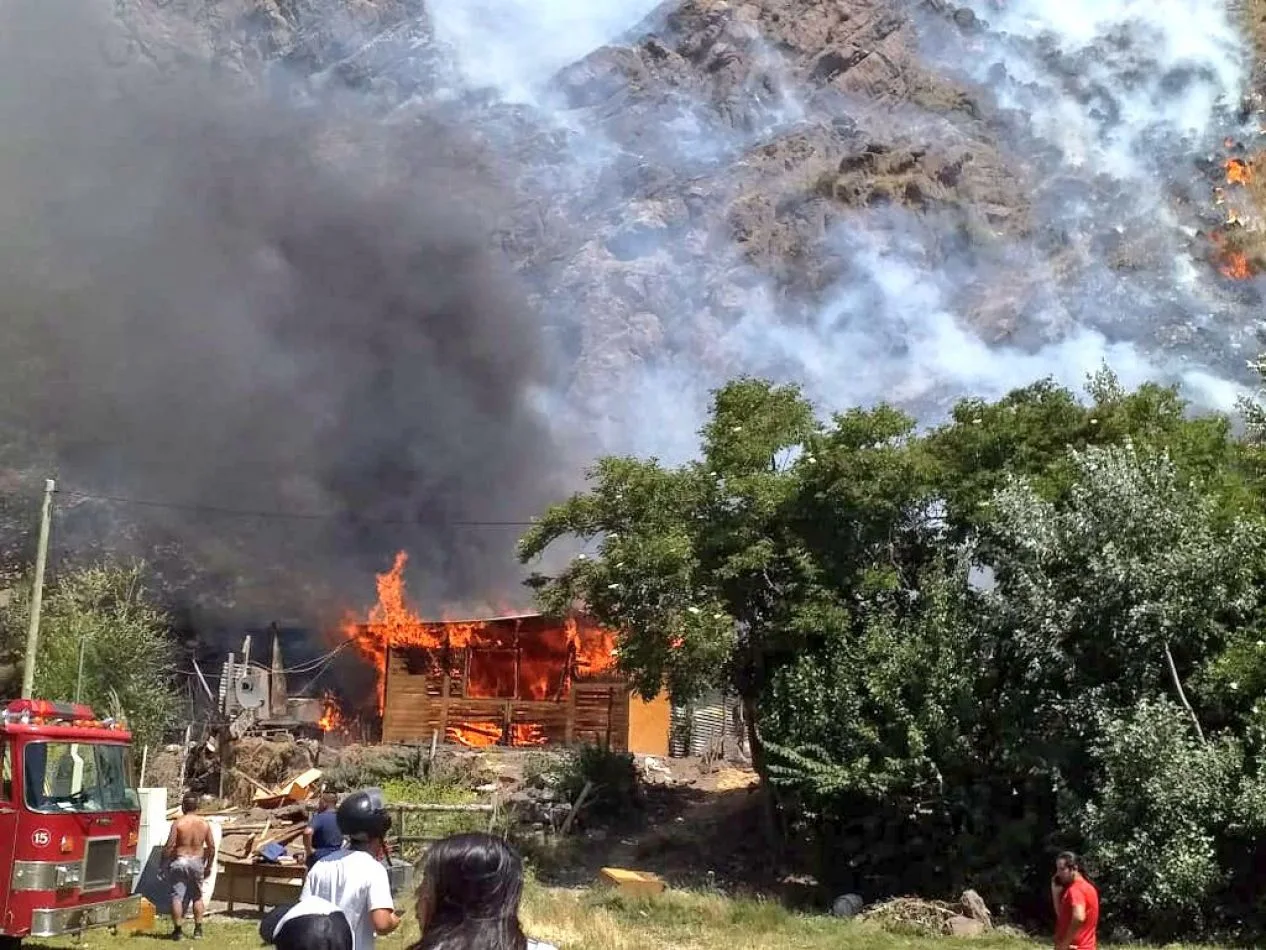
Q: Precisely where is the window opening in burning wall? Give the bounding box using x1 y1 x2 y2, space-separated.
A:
336 552 623 749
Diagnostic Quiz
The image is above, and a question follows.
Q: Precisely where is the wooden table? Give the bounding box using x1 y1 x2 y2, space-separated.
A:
216 860 307 914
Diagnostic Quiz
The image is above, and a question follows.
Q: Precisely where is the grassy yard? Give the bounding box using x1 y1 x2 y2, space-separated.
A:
15 886 1226 950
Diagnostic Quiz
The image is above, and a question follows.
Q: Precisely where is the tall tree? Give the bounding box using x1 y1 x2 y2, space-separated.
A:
980 442 1263 755
520 379 820 768
0 560 179 747
521 377 948 790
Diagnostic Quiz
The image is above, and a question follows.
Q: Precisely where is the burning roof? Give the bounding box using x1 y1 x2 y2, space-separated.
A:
338 552 617 718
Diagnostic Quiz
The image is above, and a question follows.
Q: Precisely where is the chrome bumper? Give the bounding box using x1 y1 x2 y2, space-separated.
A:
30 895 141 936
12 857 140 892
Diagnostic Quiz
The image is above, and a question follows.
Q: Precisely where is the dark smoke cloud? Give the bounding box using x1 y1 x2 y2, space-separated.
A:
0 0 563 623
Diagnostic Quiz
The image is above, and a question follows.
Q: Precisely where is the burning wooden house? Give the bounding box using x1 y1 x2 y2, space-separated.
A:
375 612 667 752
340 553 669 754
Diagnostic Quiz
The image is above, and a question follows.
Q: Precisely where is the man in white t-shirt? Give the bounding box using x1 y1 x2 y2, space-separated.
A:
301 789 401 950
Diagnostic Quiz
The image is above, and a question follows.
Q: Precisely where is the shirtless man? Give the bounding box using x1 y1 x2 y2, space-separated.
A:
163 793 216 940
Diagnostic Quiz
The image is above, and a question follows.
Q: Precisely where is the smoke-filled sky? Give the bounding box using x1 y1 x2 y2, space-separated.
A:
0 0 1258 624
0 0 567 618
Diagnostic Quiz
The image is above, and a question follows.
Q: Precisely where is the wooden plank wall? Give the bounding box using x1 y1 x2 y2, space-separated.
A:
381 647 630 751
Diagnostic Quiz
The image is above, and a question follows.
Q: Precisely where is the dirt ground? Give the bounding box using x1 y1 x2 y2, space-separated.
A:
510 754 788 898
150 736 786 901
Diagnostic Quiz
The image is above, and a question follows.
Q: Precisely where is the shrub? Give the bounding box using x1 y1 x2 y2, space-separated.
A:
1074 699 1240 936
381 777 488 861
323 744 485 792
557 744 642 823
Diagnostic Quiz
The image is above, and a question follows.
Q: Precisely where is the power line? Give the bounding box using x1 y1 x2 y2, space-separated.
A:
53 488 539 528
173 641 355 681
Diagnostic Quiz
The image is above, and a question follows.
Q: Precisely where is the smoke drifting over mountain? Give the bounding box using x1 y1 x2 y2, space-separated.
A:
537 0 1257 455
0 0 1259 624
0 0 562 616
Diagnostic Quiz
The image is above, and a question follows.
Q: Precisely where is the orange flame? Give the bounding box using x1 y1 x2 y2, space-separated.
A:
1221 251 1253 280
447 722 502 747
445 723 549 747
343 552 619 721
510 724 547 746
1226 157 1254 185
1210 230 1256 281
318 694 344 733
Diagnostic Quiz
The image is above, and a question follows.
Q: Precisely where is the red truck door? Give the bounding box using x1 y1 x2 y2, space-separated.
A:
0 740 17 931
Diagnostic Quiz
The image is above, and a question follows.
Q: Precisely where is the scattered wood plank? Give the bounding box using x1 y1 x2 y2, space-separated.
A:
253 823 308 855
232 767 278 797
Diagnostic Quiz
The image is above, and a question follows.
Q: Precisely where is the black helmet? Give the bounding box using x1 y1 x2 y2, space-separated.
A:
336 787 392 842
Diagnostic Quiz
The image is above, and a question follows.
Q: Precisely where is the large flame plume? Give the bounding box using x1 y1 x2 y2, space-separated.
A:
342 552 617 725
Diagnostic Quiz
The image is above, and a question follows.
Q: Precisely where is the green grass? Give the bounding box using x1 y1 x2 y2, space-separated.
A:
18 887 1235 950
520 886 1027 950
381 778 490 864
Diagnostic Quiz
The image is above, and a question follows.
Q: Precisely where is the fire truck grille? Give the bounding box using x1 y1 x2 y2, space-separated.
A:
82 838 119 892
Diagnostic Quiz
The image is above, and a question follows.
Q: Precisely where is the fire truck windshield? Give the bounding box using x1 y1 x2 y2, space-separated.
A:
23 742 138 813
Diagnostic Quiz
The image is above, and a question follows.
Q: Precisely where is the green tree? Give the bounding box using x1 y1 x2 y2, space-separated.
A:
1074 699 1241 936
519 379 937 776
0 560 179 747
761 553 991 894
971 441 1266 928
926 371 1259 533
980 442 1264 753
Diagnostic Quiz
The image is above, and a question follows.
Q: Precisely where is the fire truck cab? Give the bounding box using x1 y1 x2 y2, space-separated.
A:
0 699 142 946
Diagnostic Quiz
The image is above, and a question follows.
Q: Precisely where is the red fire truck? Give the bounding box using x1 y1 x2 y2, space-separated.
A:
0 699 142 946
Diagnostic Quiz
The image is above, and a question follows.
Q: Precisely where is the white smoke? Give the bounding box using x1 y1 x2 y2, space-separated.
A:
378 2 1260 457
956 0 1246 173
730 242 1175 408
426 0 662 103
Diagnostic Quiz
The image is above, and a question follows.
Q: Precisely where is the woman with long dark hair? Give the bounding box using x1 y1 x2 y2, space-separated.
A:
409 833 555 950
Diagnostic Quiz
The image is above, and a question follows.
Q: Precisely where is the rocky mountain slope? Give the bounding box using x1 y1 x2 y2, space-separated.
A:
0 0 1256 623
106 0 1034 410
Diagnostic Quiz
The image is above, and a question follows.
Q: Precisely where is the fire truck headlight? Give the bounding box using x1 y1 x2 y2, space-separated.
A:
54 864 82 887
127 831 138 848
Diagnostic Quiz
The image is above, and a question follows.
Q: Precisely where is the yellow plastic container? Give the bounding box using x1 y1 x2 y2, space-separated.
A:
598 868 666 899
117 897 156 933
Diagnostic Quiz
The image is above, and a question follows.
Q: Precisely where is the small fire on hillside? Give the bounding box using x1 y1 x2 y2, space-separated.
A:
1208 145 1260 281
1226 157 1254 186
335 552 617 747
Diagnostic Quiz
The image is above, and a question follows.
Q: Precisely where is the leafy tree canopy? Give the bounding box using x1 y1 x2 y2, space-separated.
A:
0 560 179 747
521 367 1266 937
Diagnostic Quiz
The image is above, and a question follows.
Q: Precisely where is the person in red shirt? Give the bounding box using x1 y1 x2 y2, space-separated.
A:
1051 852 1100 950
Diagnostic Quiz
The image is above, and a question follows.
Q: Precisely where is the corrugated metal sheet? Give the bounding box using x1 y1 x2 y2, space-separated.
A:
669 691 740 758
688 703 726 757
669 705 690 757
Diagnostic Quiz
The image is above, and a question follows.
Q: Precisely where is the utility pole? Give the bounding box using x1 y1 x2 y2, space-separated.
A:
20 479 55 699
74 636 87 703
